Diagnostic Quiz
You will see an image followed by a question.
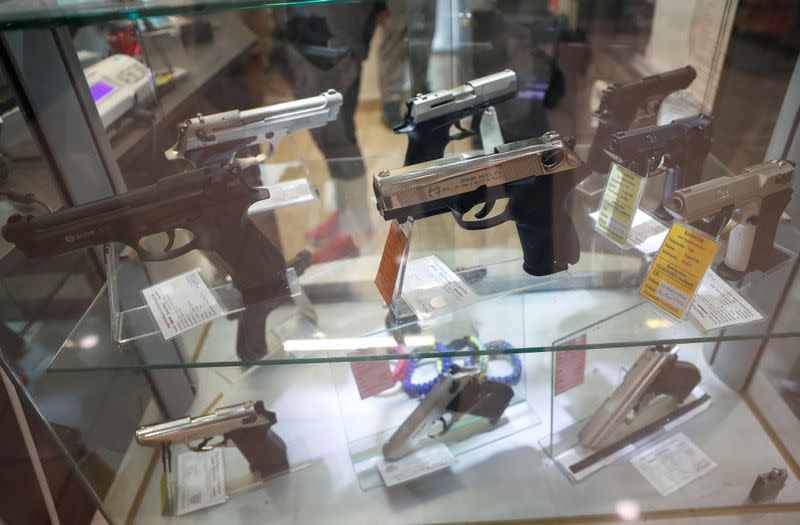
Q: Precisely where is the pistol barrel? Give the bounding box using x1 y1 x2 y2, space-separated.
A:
599 65 696 108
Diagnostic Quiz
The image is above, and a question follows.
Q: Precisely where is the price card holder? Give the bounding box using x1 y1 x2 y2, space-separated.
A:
639 222 720 319
595 163 648 248
374 219 415 320
479 105 504 153
104 242 304 344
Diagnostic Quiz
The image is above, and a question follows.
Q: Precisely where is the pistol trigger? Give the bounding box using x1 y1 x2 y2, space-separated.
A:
474 196 497 220
450 120 475 141
165 230 176 252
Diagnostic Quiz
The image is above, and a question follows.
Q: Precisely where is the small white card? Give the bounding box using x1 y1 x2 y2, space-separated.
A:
249 178 318 213
142 269 225 340
690 270 764 330
595 163 647 246
589 209 668 254
176 448 226 516
629 432 717 496
401 255 477 319
376 443 456 487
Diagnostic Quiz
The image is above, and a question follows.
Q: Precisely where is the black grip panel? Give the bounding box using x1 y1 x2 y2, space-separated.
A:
509 175 581 276
211 217 290 305
226 424 289 478
587 121 617 174
235 302 272 360
748 188 793 273
201 204 291 361
402 123 451 166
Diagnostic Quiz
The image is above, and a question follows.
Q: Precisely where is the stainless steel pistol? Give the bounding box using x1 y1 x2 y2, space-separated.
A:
374 132 587 276
665 159 795 280
136 401 289 477
383 366 514 461
579 345 701 451
165 89 343 167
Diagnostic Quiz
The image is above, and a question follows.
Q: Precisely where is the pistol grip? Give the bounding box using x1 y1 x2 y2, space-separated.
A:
235 302 275 360
512 181 581 277
516 218 580 276
226 424 289 478
718 189 793 280
587 122 615 174
403 124 451 165
211 214 292 361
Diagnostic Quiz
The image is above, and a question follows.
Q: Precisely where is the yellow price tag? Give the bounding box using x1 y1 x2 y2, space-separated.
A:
639 222 720 318
595 163 647 246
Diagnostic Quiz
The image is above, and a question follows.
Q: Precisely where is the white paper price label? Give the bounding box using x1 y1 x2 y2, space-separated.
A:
401 255 477 319
142 269 225 340
690 271 763 330
630 433 717 496
595 163 647 246
176 448 226 515
249 178 318 212
376 443 455 487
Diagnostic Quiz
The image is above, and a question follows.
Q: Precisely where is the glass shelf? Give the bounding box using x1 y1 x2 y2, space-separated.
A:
46 225 800 372
0 0 338 29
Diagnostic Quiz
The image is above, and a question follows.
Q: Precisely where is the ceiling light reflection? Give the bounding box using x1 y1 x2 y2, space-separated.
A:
283 335 435 352
615 499 641 521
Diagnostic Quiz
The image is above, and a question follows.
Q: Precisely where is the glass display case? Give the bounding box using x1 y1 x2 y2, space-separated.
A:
1 0 799 524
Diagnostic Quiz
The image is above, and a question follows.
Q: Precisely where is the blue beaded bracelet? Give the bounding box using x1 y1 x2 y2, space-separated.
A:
465 340 522 386
402 342 453 398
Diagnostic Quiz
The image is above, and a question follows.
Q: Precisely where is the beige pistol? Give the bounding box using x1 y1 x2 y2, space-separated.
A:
135 401 288 477
579 345 701 451
665 159 795 280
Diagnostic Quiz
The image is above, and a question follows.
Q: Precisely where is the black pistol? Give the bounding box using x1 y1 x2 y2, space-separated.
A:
396 70 518 166
604 114 713 220
374 132 587 276
587 65 697 174
3 92 343 361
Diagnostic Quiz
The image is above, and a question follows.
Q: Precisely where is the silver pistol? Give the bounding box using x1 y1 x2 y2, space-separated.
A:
666 159 795 280
373 132 586 276
396 70 518 165
136 401 289 477
579 345 701 451
383 366 513 461
165 89 343 166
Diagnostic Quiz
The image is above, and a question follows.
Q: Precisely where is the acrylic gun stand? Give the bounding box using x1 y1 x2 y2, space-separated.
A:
103 242 307 345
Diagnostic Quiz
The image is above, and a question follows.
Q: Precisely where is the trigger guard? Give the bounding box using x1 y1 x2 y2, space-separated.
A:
451 207 513 231
137 234 199 262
